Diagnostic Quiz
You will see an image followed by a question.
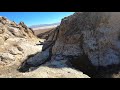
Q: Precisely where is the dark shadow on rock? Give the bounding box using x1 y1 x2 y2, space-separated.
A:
68 54 120 78
18 50 51 72
93 64 120 78
67 54 120 78
68 54 98 78
45 54 120 78
17 52 40 72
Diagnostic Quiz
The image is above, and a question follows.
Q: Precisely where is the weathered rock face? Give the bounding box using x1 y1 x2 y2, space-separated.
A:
51 12 120 67
19 22 35 38
0 16 41 67
0 17 35 38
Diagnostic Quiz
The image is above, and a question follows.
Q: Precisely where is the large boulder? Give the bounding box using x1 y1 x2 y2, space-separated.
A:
51 12 120 67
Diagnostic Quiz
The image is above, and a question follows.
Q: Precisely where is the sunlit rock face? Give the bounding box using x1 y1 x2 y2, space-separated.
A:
52 12 120 67
0 16 40 66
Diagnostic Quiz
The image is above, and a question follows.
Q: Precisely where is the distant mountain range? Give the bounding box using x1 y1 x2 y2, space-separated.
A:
30 22 60 35
29 22 60 29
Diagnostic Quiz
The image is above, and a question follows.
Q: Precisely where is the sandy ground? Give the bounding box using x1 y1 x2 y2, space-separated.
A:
0 61 90 78
0 38 90 78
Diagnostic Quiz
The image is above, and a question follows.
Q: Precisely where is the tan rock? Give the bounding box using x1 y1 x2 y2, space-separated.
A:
0 37 4 45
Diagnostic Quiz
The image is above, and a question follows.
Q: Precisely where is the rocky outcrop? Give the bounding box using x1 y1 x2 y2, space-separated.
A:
0 16 41 67
0 17 35 38
19 22 35 38
50 12 120 67
0 16 90 78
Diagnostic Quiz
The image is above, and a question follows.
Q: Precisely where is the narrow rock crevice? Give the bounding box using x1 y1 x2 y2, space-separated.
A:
18 28 60 72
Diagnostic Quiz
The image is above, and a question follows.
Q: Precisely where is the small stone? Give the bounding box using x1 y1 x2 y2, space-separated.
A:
17 46 23 51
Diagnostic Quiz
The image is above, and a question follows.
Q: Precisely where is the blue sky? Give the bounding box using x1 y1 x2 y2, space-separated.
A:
0 12 74 26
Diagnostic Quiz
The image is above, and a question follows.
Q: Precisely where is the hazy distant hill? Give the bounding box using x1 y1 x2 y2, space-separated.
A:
29 22 60 29
30 22 60 36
